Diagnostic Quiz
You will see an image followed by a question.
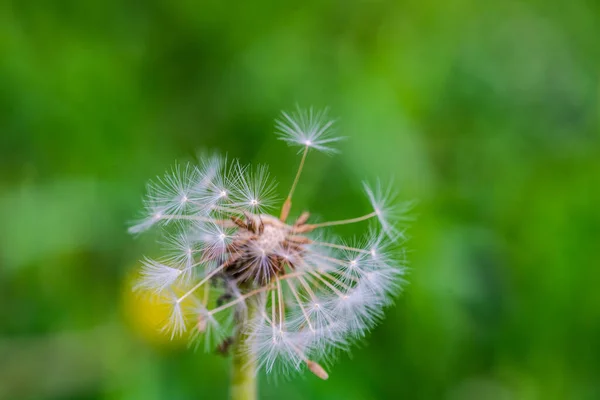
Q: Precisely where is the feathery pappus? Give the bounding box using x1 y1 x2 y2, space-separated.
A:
129 106 412 379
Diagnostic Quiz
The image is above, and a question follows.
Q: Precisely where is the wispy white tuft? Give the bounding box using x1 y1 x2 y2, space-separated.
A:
248 314 309 375
331 284 383 338
289 299 342 345
195 156 234 211
195 220 236 262
360 268 402 305
128 163 201 234
363 180 413 241
239 241 280 284
161 295 188 339
193 153 222 192
162 233 198 270
128 201 168 234
275 106 342 154
134 258 185 293
231 163 278 213
148 163 198 215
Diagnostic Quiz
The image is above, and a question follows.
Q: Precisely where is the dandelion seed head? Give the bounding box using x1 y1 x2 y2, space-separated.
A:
129 106 412 379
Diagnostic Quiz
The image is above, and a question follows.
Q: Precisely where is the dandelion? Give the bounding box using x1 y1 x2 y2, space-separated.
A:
129 107 412 399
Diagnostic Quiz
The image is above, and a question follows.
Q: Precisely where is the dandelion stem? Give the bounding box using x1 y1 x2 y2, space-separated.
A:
301 211 377 230
289 146 309 201
230 298 259 400
280 145 309 221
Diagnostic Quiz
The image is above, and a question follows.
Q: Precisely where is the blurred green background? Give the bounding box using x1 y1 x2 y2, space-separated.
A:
1 1 599 399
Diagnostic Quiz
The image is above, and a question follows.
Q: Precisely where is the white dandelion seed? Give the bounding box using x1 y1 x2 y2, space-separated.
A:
161 232 198 270
248 310 310 375
195 155 236 211
161 293 188 339
363 179 414 241
275 105 342 154
134 258 185 293
231 163 278 213
331 283 383 338
193 153 222 193
194 219 237 262
148 163 198 215
289 297 344 346
129 107 413 382
128 200 169 234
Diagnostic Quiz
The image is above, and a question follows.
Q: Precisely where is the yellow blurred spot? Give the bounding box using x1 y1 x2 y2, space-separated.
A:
121 269 189 348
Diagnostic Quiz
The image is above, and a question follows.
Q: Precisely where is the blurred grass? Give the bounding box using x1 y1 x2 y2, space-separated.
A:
0 0 599 399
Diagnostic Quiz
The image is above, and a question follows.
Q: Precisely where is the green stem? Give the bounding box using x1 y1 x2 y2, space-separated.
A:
230 300 258 400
